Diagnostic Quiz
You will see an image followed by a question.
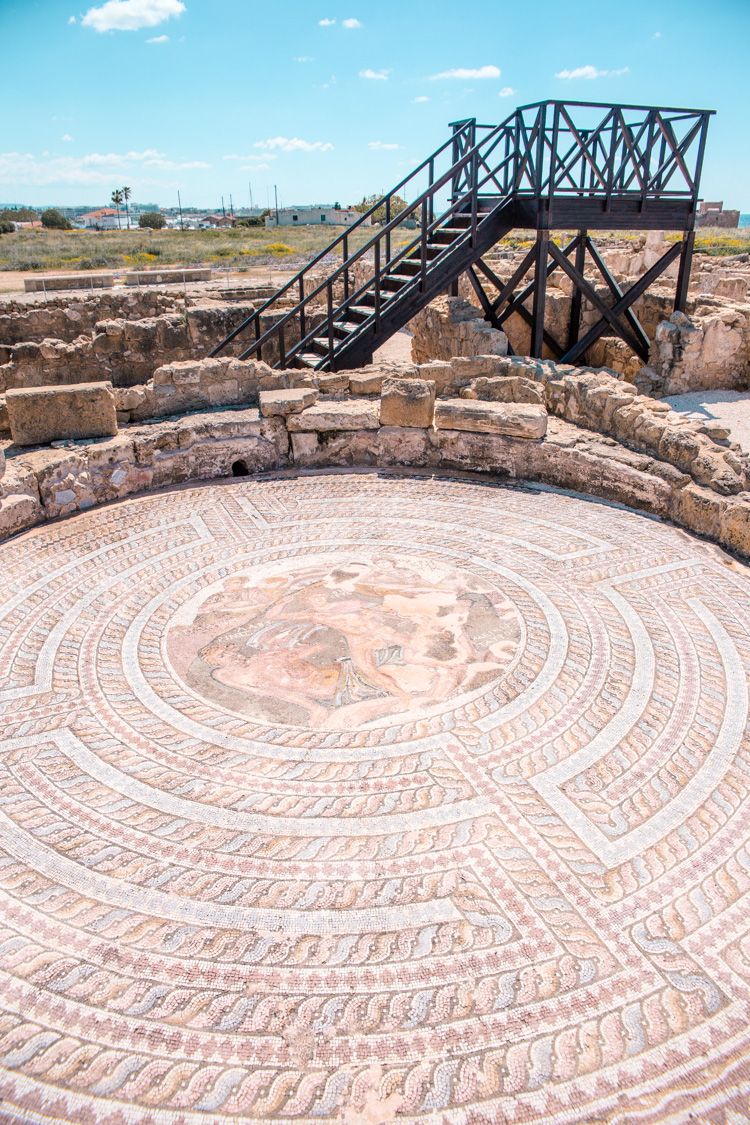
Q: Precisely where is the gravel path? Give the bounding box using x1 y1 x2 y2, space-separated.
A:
667 389 750 452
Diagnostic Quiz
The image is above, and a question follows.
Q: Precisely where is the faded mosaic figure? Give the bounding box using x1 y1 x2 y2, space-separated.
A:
168 559 521 728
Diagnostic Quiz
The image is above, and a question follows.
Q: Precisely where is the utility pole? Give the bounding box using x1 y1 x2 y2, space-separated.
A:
177 190 184 232
230 194 234 218
221 196 225 217
274 185 279 226
249 181 254 212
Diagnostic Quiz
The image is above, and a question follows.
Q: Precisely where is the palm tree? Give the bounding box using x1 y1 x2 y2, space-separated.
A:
122 186 131 230
111 189 123 230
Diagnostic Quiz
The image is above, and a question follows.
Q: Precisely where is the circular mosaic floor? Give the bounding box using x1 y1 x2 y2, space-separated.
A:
1 471 749 1125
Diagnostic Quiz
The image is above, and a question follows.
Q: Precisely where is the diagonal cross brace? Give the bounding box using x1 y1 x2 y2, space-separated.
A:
584 237 651 359
560 240 683 365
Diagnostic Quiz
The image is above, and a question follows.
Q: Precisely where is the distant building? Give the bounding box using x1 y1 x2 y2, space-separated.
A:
265 207 368 229
81 208 122 231
696 201 740 229
199 214 233 229
13 220 43 230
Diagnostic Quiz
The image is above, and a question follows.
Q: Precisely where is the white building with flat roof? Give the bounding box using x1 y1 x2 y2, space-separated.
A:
265 207 368 229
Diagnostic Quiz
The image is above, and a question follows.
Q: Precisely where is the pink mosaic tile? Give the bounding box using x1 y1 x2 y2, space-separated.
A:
0 470 749 1124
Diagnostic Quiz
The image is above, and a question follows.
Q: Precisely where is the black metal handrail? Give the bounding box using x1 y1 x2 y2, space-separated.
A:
210 100 713 367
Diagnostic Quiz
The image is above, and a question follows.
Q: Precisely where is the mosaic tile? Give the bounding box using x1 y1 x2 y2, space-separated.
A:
0 471 749 1124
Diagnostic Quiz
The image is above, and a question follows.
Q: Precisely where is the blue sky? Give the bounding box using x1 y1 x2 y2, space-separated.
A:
1 0 748 210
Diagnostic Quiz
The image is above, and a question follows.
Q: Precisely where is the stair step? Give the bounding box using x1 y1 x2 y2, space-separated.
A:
296 352 324 368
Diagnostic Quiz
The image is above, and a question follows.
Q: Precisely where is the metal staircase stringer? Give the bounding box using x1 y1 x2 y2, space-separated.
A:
325 202 517 372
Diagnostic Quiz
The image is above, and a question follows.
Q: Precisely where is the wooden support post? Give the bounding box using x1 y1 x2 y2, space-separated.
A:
674 229 695 313
298 277 306 344
327 282 334 370
530 229 549 358
568 230 586 351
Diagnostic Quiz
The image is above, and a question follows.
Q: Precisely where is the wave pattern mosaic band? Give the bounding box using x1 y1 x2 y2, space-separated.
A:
0 471 749 1124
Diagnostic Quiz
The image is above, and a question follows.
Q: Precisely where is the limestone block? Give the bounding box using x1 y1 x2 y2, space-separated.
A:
414 362 454 393
290 430 379 467
24 274 114 292
124 268 211 286
6 382 118 446
434 400 547 440
464 376 545 405
349 371 385 395
378 426 434 467
0 441 4 480
450 356 508 381
0 492 43 536
286 400 380 432
379 378 435 428
317 374 350 393
259 388 319 417
719 496 750 556
670 482 724 540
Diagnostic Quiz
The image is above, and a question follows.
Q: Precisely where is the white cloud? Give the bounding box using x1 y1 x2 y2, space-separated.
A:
81 148 163 164
318 17 335 25
555 64 629 79
254 136 334 152
360 68 389 80
429 64 501 80
81 0 185 33
342 17 360 27
296 55 313 61
369 141 399 150
653 31 661 38
241 163 270 171
412 95 429 103
144 157 210 169
146 33 168 41
498 86 516 97
68 15 76 22
61 134 74 142
223 153 277 162
0 147 212 187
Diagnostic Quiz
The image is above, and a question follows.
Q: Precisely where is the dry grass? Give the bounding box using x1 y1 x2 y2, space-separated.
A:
1 221 747 277
0 224 379 274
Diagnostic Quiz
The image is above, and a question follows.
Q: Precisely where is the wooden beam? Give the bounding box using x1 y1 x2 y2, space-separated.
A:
530 230 549 358
465 265 503 329
568 230 586 351
549 241 650 359
561 240 683 365
674 230 695 312
584 236 651 357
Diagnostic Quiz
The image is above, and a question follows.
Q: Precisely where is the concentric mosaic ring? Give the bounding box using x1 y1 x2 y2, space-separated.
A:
1 470 749 1125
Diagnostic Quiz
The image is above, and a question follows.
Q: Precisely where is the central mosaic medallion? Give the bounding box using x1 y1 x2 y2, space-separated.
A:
166 556 522 728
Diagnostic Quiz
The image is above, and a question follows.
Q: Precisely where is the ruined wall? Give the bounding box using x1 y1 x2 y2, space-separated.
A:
410 297 509 363
0 290 184 346
0 305 317 392
4 352 750 563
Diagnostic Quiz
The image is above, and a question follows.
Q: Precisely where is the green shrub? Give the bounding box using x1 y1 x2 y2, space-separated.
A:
138 211 166 230
41 209 73 230
354 193 409 223
0 221 14 234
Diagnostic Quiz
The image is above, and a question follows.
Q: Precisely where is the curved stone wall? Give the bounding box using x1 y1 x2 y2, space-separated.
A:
3 354 750 563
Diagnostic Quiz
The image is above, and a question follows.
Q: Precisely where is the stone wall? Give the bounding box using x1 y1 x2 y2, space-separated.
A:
0 290 184 346
410 297 509 363
414 289 750 397
4 352 750 564
0 304 314 394
643 304 750 395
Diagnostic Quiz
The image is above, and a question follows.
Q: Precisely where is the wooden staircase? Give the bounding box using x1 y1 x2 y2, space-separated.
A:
209 101 713 370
